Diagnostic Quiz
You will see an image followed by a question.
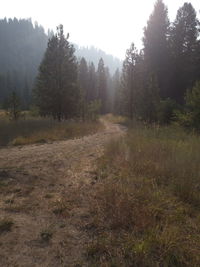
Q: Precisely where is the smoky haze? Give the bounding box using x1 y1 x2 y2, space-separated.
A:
0 0 199 59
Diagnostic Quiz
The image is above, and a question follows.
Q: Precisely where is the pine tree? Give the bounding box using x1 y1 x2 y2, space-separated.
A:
169 3 199 103
140 73 160 122
97 58 107 114
6 92 21 121
176 81 200 131
78 57 89 120
88 62 97 102
22 78 30 109
121 43 139 119
121 42 160 122
143 0 170 99
105 67 112 113
0 18 48 107
34 25 78 121
113 68 121 115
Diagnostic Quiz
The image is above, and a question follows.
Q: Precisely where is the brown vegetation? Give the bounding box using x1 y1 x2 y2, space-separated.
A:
0 118 124 266
0 115 102 146
88 122 200 266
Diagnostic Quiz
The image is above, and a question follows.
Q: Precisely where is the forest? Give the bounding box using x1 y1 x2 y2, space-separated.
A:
116 1 200 130
1 1 200 266
1 1 200 131
0 18 121 110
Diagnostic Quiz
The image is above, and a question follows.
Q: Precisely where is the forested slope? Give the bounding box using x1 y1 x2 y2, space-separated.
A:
0 18 121 108
0 18 48 107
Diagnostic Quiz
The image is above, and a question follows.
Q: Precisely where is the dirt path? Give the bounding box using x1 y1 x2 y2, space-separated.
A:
0 119 125 267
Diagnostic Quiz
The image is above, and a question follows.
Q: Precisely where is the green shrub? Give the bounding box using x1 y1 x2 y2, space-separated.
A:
158 98 177 124
176 81 200 132
40 229 53 242
0 218 14 233
4 92 21 121
86 100 101 121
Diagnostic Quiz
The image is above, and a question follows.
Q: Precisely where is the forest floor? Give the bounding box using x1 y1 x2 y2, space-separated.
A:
0 117 125 267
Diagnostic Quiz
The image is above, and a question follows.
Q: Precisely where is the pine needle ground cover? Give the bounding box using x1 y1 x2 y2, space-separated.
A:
88 123 200 266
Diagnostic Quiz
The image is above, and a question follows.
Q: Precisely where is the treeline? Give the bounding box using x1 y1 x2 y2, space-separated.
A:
0 18 121 109
75 46 122 75
114 1 200 129
34 25 116 121
0 18 49 108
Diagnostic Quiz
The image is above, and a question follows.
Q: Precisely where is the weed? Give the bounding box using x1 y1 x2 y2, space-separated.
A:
0 218 14 233
52 198 70 216
44 193 53 199
40 229 53 242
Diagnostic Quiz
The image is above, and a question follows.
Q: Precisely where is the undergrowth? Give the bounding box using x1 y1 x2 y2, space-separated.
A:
88 122 200 266
0 117 102 146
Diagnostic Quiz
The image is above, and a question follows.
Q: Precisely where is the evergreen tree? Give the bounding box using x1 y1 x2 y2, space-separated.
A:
120 43 160 122
0 74 6 104
121 43 139 119
176 81 200 131
22 79 30 109
143 0 170 99
105 67 112 112
78 57 89 120
97 58 107 114
0 18 48 107
75 45 122 75
140 73 160 122
88 62 97 102
5 92 21 121
113 68 121 115
34 25 78 120
169 3 199 103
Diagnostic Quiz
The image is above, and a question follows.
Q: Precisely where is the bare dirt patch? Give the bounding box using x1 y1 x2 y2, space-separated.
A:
0 119 125 266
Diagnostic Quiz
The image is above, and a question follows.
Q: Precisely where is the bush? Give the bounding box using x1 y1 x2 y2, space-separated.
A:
4 92 21 121
176 81 200 132
158 98 177 124
86 100 101 121
0 218 14 233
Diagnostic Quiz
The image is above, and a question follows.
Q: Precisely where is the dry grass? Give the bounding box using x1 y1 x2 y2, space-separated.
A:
0 116 103 146
0 109 6 118
88 123 200 266
104 113 127 124
0 218 14 233
0 117 124 266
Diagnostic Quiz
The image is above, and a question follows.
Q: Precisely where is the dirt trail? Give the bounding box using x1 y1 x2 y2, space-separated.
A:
0 119 125 267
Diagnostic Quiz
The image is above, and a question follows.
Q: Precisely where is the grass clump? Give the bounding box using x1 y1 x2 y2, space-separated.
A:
104 113 127 124
89 123 200 266
0 218 14 233
0 116 102 146
40 229 53 242
52 197 73 216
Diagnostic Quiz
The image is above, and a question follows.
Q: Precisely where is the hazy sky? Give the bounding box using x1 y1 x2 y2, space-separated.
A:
0 0 199 59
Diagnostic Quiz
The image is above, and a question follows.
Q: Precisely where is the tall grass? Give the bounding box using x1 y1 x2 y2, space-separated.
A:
125 124 200 206
0 116 102 147
88 123 200 266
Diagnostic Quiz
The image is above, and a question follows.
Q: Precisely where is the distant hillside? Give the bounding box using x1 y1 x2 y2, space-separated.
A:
75 46 122 74
0 18 48 77
0 18 48 106
0 18 121 107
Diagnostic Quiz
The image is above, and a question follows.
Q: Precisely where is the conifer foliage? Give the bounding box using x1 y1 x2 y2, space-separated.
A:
97 58 107 114
34 25 78 121
114 0 200 128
